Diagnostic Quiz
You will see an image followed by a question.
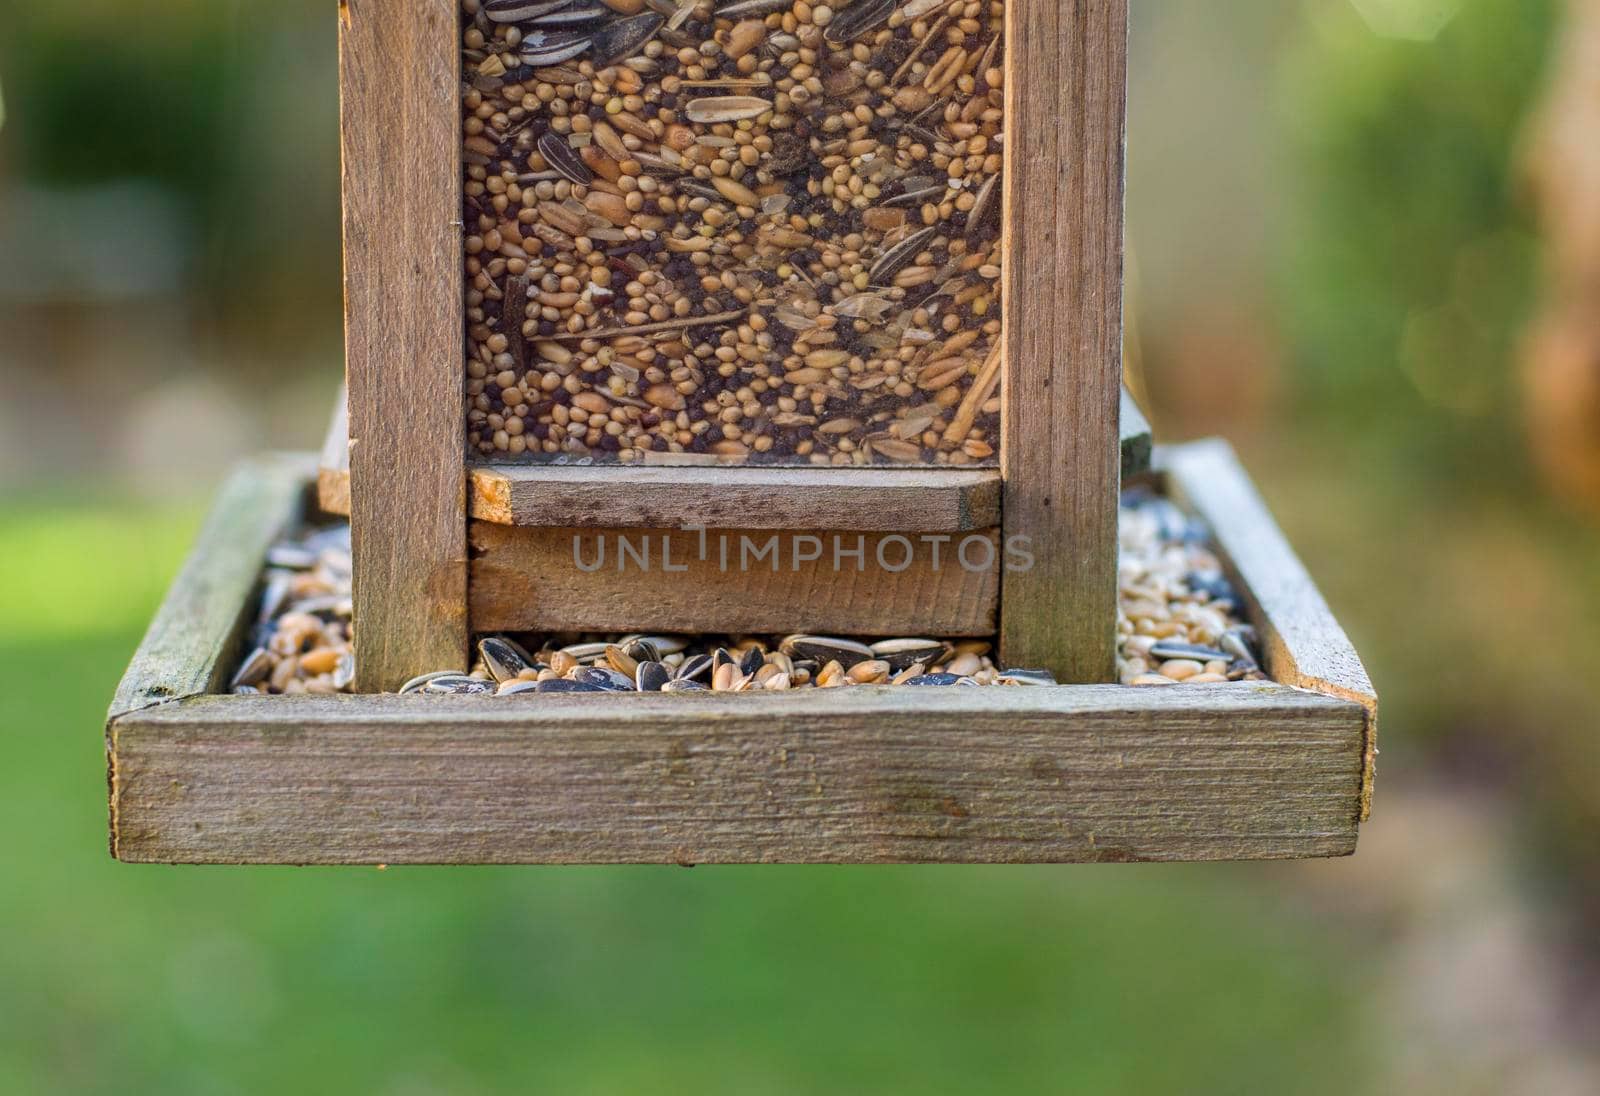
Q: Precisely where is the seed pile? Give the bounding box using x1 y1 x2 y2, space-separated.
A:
461 0 1005 466
1116 490 1265 686
410 632 1044 694
229 526 355 695
233 495 1265 695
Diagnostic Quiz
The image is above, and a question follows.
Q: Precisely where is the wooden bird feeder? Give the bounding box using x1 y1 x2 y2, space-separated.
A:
106 0 1377 864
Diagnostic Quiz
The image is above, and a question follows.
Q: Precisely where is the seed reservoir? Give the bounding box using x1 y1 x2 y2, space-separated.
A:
461 0 1006 465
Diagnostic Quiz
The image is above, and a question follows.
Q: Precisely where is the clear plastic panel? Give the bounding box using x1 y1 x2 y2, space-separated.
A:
461 0 1003 465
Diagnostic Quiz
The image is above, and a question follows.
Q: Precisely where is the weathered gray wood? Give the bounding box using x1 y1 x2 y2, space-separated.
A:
110 684 1365 865
107 453 311 721
1162 439 1379 820
470 522 1000 635
1121 385 1152 478
470 464 1002 531
316 407 998 531
1000 0 1127 684
109 445 1374 864
341 0 467 690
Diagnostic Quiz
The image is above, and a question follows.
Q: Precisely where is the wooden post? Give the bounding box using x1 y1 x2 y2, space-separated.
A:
999 0 1127 682
340 0 468 690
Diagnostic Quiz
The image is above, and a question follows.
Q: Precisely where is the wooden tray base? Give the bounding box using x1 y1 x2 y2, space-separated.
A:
105 442 1375 865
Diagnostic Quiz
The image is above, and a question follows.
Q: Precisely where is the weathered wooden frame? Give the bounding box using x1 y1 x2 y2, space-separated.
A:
317 388 1147 636
319 384 1151 531
337 0 1128 688
999 0 1127 682
340 0 467 691
106 441 1376 864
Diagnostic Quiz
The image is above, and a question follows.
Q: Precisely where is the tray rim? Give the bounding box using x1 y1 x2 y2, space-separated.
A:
105 440 1377 865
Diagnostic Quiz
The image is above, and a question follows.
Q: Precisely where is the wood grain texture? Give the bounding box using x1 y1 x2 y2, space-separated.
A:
1162 439 1379 821
108 454 311 720
316 392 1142 525
316 385 350 519
110 684 1364 865
108 448 1373 864
1121 385 1152 478
105 453 309 858
999 0 1127 684
318 411 998 531
470 522 1000 635
469 464 1002 530
340 0 467 690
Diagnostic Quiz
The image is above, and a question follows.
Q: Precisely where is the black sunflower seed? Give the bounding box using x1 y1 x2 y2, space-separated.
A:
478 635 536 683
622 637 662 664
538 130 594 186
738 646 765 677
869 638 949 672
589 12 664 68
421 676 498 695
231 647 273 688
675 653 713 682
996 668 1057 686
535 678 606 693
574 665 636 691
1185 571 1237 605
521 30 593 68
823 0 895 44
531 3 609 27
636 661 672 691
487 0 575 23
1148 641 1231 663
779 634 876 665
398 670 460 694
903 673 964 687
715 0 791 15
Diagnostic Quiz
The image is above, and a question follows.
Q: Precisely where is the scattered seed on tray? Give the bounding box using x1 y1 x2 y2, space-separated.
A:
412 632 1030 693
1116 489 1266 686
233 494 1265 695
229 526 355 696
460 0 1006 466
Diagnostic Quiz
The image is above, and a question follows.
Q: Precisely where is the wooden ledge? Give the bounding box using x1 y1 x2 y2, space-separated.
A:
108 452 314 722
315 385 1155 531
468 463 1001 531
317 386 995 531
111 684 1363 864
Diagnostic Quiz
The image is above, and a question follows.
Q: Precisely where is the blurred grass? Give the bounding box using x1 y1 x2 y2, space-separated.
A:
0 498 1376 1094
5 0 1598 1086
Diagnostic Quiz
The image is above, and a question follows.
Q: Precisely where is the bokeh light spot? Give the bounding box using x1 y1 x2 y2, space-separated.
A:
1349 0 1462 41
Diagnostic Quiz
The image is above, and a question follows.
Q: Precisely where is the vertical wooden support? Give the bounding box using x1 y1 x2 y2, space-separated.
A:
340 0 468 690
1000 0 1127 682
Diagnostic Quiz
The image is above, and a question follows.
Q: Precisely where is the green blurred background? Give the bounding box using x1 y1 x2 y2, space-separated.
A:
4 0 1599 1090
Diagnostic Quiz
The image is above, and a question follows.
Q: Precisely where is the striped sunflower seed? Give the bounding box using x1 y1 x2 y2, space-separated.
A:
588 12 664 66
538 130 595 186
487 0 577 21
